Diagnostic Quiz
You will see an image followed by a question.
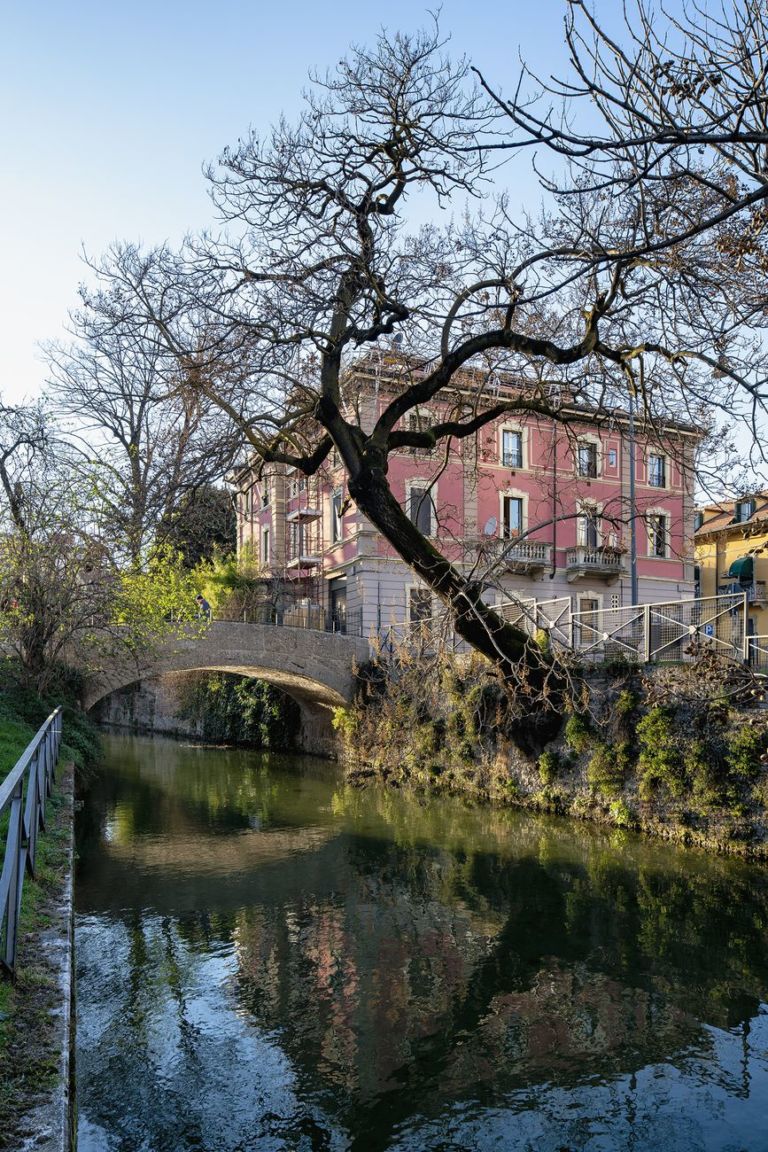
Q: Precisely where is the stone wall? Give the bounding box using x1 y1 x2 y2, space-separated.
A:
93 672 338 757
91 674 203 740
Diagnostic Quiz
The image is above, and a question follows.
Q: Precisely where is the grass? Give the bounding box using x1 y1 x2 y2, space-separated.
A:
0 767 74 1147
0 659 100 1148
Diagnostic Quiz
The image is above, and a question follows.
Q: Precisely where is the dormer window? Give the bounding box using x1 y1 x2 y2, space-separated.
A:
735 498 756 523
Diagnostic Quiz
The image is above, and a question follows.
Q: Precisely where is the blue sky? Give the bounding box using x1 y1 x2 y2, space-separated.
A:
0 1 582 402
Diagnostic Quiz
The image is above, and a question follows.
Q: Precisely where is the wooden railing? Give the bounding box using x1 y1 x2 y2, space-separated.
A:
0 708 63 980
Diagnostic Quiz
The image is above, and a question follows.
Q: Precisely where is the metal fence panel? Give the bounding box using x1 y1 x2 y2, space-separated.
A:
0 708 62 980
570 594 746 664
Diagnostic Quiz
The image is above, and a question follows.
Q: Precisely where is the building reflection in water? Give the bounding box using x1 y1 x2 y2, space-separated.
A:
75 735 768 1151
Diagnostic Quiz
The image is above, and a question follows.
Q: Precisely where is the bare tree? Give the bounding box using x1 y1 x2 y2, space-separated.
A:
74 19 768 714
0 401 51 532
46 300 239 565
479 0 768 469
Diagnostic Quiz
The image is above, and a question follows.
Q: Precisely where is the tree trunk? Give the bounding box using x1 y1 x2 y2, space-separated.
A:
347 462 549 684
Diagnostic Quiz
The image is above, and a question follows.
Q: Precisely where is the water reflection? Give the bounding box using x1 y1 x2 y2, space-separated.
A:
76 734 768 1151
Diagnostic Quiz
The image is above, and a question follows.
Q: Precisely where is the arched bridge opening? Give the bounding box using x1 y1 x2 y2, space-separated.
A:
83 622 371 756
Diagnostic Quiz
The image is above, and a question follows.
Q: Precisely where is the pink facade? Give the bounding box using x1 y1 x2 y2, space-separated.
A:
234 375 698 638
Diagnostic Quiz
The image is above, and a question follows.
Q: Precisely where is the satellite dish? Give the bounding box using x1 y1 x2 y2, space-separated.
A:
483 516 498 536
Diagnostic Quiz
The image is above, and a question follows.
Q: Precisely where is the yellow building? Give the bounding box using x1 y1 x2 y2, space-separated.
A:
695 492 768 641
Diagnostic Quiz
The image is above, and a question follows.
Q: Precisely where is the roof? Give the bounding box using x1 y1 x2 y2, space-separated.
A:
695 491 768 537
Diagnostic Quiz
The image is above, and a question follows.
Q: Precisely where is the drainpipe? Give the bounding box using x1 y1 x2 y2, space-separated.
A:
628 385 639 606
550 418 558 579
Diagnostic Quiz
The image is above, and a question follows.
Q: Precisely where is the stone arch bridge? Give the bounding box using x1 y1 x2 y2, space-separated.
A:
83 622 372 755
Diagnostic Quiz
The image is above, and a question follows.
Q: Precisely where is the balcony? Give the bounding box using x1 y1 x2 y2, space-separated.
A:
566 545 625 584
472 537 552 576
751 581 768 606
286 506 321 521
285 553 322 569
495 539 552 575
718 580 768 607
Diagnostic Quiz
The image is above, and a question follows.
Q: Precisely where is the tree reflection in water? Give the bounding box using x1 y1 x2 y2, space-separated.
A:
76 735 768 1152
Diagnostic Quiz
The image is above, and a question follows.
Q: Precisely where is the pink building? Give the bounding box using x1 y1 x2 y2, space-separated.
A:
233 363 699 638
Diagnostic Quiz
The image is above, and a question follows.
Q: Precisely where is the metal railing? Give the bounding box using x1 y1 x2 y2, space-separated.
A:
201 589 754 667
382 591 752 668
569 593 747 664
0 708 63 980
211 604 364 637
497 596 573 648
748 635 768 672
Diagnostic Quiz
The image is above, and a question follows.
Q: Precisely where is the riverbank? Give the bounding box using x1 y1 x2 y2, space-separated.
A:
335 651 768 858
0 764 75 1152
0 666 101 1151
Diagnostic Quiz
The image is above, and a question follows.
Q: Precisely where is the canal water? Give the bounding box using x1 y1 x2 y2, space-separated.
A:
75 734 768 1151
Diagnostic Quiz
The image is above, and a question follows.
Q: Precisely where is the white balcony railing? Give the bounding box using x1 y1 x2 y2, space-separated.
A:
566 545 625 582
483 538 552 571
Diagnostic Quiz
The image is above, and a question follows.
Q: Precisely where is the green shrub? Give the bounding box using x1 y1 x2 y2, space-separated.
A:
636 706 685 801
725 724 765 783
684 737 723 809
587 741 628 796
564 712 593 755
538 749 560 785
176 671 300 748
608 798 634 827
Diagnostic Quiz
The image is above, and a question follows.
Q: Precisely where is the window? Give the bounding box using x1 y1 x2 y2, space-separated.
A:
736 498 756 523
608 448 618 468
578 505 600 549
407 409 434 454
648 514 668 558
331 490 343 543
408 588 432 626
501 429 523 468
576 596 600 647
261 527 270 565
648 454 666 488
502 495 523 539
243 488 252 517
694 510 704 532
291 521 304 557
577 441 598 478
261 484 270 508
408 484 433 535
